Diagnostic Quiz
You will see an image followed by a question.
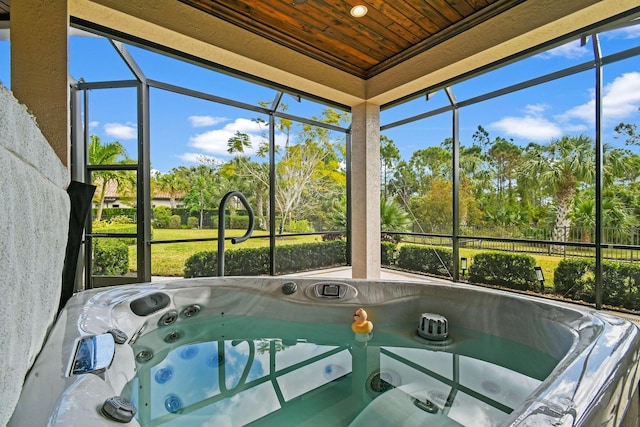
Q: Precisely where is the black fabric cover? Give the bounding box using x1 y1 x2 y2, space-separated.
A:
59 181 96 313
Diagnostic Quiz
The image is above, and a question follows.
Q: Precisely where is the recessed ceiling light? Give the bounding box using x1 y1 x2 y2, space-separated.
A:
350 5 368 18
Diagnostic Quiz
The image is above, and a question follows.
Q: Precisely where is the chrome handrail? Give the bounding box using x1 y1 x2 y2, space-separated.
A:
217 191 255 276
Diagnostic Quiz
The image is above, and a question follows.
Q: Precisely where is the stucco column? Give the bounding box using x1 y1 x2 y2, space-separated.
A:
350 102 380 279
11 0 70 167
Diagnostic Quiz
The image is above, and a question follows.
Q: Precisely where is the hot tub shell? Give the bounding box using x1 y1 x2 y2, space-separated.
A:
8 277 640 426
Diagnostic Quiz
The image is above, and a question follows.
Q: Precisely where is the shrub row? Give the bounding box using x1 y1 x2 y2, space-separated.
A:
184 240 347 277
393 246 640 309
152 206 251 229
397 244 453 277
468 251 538 291
555 258 640 310
392 245 538 292
95 208 137 221
100 207 314 232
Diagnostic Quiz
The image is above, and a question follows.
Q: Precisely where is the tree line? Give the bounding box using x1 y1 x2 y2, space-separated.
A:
90 106 640 248
382 113 640 248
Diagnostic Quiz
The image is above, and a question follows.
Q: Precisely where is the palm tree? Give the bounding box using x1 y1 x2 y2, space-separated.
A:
89 135 130 221
157 167 188 209
225 133 270 230
380 197 411 241
571 192 634 243
519 135 595 251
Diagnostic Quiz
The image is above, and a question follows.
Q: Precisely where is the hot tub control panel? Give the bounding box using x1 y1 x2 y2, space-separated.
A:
305 281 357 300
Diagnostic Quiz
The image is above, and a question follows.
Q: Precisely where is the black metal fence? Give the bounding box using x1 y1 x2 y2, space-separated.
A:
403 224 640 262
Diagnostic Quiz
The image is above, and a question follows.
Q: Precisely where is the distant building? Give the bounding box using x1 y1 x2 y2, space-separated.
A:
95 179 184 209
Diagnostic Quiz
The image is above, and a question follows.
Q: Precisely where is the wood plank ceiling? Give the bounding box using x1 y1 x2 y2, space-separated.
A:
179 0 524 79
0 0 527 79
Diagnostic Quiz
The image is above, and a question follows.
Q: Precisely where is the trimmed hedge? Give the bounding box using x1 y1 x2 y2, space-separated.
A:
173 208 216 228
275 241 345 274
95 207 137 221
230 214 251 230
468 251 537 291
397 245 453 277
554 258 640 309
554 258 595 302
93 239 129 276
381 241 397 266
184 240 347 277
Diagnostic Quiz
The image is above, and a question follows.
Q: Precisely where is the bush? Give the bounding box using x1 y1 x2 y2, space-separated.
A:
169 215 182 229
174 209 216 228
286 219 313 233
275 241 346 274
95 208 137 222
231 214 251 230
184 251 219 278
184 248 271 277
553 258 595 302
228 247 270 275
184 240 347 277
603 262 640 309
187 217 199 229
109 215 135 224
381 241 397 266
554 259 640 310
153 206 172 228
93 239 129 276
397 245 453 277
468 251 537 291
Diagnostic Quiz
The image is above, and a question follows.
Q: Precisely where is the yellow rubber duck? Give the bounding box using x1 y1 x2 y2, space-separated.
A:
352 308 374 333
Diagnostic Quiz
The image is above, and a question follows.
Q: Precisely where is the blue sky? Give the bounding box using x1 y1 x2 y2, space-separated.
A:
1 23 639 173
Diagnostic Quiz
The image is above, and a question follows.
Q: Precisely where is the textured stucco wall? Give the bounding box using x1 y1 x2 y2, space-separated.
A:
0 83 70 426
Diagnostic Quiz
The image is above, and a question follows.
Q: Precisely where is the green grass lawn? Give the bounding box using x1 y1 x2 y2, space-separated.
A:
129 229 323 276
127 229 601 285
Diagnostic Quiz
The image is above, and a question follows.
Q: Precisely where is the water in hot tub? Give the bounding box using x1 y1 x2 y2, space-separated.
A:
123 313 558 426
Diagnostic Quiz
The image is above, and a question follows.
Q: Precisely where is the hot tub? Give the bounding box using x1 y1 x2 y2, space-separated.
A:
9 277 640 426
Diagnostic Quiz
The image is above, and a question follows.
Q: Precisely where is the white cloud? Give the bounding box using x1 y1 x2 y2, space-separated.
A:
603 72 640 119
490 116 562 141
537 40 590 60
558 72 640 125
489 104 563 141
491 72 640 142
603 24 640 40
89 121 99 129
558 102 593 124
104 122 137 139
523 104 549 115
562 123 589 133
188 118 264 156
178 152 223 165
188 115 228 127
